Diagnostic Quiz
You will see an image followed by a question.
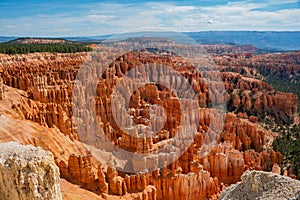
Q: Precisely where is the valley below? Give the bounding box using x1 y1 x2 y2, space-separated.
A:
0 38 299 200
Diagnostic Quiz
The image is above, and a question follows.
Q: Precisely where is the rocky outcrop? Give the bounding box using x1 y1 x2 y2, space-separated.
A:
217 51 300 124
219 170 300 200
223 72 298 124
0 52 86 92
0 142 62 200
0 52 87 139
0 52 85 130
216 52 300 80
59 152 219 200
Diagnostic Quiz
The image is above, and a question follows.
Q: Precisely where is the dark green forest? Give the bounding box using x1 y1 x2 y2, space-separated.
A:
0 42 93 54
272 124 300 179
261 71 300 180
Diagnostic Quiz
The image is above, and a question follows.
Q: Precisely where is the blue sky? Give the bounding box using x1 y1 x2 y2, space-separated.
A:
0 0 299 36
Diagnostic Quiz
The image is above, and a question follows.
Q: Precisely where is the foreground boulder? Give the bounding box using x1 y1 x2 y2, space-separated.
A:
0 142 62 200
219 170 300 200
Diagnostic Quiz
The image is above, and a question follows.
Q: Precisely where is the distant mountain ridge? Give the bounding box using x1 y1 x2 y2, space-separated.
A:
185 31 300 51
9 37 71 44
0 36 16 43
0 31 299 52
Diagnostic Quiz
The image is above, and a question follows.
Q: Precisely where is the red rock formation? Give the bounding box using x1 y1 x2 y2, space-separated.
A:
223 72 298 124
0 48 297 200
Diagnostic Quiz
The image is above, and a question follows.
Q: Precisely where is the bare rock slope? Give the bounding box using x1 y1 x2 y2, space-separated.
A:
0 142 62 200
219 170 300 200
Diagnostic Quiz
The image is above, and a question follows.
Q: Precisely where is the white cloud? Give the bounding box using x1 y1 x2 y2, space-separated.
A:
198 3 300 30
164 6 197 13
0 1 299 36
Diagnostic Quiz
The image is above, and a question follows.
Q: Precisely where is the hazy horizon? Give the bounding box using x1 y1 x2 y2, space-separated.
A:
1 30 300 38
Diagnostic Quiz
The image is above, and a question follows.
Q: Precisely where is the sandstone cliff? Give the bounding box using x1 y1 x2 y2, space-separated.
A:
0 142 62 200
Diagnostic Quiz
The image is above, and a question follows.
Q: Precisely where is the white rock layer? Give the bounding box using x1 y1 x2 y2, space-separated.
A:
0 142 62 200
219 170 300 200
